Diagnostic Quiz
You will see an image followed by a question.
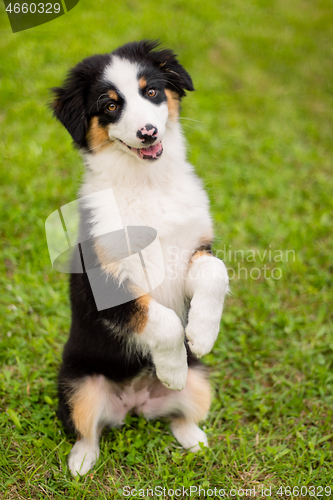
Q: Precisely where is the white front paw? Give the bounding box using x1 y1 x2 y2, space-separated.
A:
68 440 99 476
185 257 228 357
185 308 222 358
155 345 188 391
142 302 189 391
186 325 217 358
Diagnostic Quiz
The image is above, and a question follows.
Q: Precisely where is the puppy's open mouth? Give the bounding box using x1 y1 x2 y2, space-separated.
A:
119 140 163 161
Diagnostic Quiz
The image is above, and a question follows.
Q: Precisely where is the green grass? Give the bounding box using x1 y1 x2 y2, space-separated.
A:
1 0 333 498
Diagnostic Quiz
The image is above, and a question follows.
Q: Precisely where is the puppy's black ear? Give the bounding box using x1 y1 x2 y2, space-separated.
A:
51 54 110 147
144 40 195 98
51 69 88 147
162 55 194 98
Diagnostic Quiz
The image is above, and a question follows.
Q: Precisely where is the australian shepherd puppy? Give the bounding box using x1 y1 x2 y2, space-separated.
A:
51 40 229 476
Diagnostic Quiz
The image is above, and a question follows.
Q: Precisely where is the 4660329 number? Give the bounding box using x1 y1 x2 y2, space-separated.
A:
5 3 61 14
277 486 332 497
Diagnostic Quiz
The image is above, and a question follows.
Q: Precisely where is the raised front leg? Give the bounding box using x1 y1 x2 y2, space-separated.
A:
87 226 188 390
135 299 188 391
185 251 229 358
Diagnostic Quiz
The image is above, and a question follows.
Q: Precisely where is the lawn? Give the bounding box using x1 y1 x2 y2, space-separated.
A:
1 0 333 498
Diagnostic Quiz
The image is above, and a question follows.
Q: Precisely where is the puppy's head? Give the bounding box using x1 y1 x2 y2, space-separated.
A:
51 40 194 160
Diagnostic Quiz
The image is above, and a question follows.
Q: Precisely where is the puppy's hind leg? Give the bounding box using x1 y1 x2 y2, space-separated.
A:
170 366 211 452
66 375 109 476
170 420 208 452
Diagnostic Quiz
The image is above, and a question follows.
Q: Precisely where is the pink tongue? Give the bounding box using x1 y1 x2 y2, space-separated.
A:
140 142 162 156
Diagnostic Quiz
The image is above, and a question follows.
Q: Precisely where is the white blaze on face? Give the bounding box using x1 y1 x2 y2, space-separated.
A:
103 57 169 148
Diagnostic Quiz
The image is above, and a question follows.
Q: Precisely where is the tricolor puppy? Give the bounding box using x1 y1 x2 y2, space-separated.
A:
51 40 229 476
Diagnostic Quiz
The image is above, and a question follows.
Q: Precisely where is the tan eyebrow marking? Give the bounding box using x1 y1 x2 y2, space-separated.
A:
108 90 118 100
139 77 147 90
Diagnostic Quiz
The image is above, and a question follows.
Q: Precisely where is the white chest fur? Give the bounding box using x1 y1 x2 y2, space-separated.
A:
80 124 213 319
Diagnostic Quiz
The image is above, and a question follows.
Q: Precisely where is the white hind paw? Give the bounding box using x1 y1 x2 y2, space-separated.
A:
171 421 208 452
68 440 99 476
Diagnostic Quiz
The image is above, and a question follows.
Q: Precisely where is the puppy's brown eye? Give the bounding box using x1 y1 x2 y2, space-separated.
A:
147 89 156 97
107 103 117 111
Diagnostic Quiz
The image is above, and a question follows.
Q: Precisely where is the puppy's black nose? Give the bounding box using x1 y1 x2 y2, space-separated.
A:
136 124 158 144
